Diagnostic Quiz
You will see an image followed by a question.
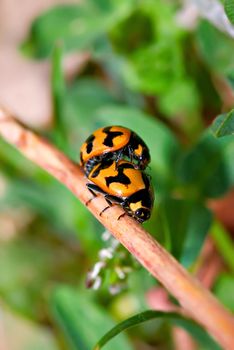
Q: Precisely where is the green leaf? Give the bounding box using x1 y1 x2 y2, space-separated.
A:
93 310 220 350
158 78 201 118
109 0 201 119
21 1 134 58
109 9 154 55
124 41 184 95
213 273 234 312
224 0 234 24
51 286 133 350
177 132 234 198
122 39 201 121
159 199 212 267
196 21 234 75
211 110 234 137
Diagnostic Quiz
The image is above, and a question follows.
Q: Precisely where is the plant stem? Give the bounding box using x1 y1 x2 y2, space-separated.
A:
211 221 234 273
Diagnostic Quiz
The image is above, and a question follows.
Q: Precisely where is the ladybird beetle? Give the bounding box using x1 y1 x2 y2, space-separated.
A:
80 126 150 176
86 159 154 223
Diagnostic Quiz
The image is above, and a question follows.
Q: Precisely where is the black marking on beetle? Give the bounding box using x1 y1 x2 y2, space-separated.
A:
100 160 135 188
103 127 124 147
86 134 95 154
90 159 114 178
128 188 152 208
105 165 131 187
118 162 135 170
129 132 147 150
126 172 153 210
84 153 115 177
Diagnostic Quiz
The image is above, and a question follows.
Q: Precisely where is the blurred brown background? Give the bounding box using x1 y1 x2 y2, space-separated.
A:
0 0 77 128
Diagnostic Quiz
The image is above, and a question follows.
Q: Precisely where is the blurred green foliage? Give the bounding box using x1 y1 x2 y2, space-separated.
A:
213 273 234 312
224 0 234 25
51 287 133 350
93 310 220 350
1 0 234 349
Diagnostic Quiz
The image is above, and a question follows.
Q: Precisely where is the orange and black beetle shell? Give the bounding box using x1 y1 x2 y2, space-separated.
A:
87 159 154 223
80 126 150 176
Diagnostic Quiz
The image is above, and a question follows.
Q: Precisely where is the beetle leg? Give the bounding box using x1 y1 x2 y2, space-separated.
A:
114 150 124 169
105 195 123 204
100 206 111 216
117 212 126 221
127 145 134 163
99 197 112 216
100 195 123 216
117 200 131 221
86 183 106 205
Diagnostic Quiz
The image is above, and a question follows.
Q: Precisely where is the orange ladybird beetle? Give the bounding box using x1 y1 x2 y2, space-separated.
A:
80 126 150 176
86 159 154 223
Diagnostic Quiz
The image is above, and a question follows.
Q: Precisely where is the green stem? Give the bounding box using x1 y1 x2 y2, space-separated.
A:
51 41 67 151
211 221 234 273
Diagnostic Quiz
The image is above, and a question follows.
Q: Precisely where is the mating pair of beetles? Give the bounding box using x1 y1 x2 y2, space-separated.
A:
80 126 154 223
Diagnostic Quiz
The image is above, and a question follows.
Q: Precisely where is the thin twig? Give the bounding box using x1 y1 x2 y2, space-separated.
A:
0 107 233 349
